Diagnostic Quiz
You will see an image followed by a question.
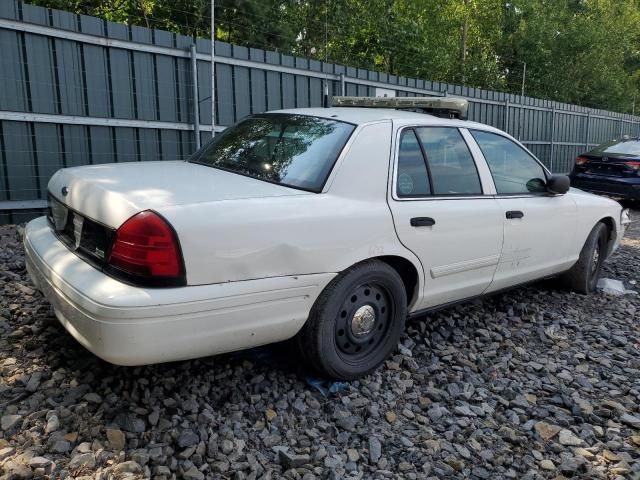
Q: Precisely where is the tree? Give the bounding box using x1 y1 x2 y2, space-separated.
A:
25 0 640 114
498 0 640 111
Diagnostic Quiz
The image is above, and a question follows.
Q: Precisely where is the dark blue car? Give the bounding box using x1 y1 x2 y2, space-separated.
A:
569 137 640 202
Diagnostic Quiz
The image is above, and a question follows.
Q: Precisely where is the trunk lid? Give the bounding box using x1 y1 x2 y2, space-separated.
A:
48 161 307 227
575 153 640 178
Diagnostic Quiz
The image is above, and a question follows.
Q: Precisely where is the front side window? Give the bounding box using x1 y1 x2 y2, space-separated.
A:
471 130 547 194
415 127 482 195
190 114 355 192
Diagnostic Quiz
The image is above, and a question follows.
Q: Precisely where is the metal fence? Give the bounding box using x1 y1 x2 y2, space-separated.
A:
1 0 639 223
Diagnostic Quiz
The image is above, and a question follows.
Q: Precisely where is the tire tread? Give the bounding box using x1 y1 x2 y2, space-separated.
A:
560 222 608 294
296 260 407 379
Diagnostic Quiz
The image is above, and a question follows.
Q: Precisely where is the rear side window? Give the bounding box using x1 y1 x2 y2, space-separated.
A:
591 138 640 156
471 130 547 194
396 130 431 197
190 114 355 192
415 127 482 195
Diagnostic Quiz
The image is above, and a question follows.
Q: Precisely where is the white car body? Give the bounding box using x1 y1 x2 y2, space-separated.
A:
24 107 628 366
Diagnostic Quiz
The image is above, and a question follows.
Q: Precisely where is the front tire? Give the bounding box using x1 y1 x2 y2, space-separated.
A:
559 222 609 294
296 260 407 380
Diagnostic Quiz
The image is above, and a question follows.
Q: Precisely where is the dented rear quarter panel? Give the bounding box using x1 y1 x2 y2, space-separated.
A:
158 121 424 289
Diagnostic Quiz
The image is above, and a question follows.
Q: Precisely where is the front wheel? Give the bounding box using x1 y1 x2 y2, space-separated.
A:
296 260 407 380
559 222 609 294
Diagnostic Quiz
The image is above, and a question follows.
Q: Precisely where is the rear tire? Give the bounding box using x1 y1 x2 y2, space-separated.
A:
559 222 609 294
295 260 407 380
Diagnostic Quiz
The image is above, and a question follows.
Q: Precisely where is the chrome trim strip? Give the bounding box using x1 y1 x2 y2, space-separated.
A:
430 254 501 279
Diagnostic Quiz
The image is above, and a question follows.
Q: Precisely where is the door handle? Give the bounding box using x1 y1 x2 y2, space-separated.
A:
410 217 436 227
506 210 524 219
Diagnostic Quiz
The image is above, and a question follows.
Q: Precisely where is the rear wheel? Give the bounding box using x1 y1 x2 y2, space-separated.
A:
559 222 609 294
296 260 407 380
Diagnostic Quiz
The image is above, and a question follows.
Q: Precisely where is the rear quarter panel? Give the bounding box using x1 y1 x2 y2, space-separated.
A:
159 121 423 288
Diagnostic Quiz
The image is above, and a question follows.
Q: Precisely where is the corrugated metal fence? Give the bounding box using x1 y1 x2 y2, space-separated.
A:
1 0 639 223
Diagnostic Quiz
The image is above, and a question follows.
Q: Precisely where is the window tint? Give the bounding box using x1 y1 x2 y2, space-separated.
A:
415 127 482 195
471 130 547 194
396 130 431 196
190 114 354 192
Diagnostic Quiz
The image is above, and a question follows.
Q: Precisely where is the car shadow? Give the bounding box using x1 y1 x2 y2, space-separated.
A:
12 306 342 406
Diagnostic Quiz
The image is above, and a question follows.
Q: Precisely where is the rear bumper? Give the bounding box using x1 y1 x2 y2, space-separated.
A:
569 173 640 200
24 216 335 365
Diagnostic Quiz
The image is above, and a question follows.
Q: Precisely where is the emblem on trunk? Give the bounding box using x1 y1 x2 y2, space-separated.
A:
61 186 69 196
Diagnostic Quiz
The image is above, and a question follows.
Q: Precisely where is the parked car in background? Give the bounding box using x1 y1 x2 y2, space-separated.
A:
24 97 631 380
569 137 640 203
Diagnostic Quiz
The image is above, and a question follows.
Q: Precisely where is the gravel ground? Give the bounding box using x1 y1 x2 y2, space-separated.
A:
1 212 639 480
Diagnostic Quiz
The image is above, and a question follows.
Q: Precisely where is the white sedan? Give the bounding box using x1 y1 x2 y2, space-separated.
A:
24 97 631 379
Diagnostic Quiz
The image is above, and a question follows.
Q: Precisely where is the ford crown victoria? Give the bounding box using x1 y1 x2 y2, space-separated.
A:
24 97 631 379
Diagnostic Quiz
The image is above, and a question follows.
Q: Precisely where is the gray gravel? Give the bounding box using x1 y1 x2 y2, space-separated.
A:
1 211 639 480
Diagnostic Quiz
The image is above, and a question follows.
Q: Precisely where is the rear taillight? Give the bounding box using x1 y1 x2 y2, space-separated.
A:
575 156 589 165
106 211 185 287
625 161 640 171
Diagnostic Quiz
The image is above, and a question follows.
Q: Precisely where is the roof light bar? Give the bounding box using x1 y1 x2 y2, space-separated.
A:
332 96 469 120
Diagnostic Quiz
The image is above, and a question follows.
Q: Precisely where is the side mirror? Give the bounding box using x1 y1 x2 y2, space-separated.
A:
526 178 547 193
546 175 570 195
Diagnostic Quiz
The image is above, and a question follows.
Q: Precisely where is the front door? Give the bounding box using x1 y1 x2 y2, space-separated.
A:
467 130 577 292
388 126 504 309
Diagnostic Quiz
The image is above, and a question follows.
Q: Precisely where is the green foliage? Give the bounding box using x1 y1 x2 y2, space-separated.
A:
26 0 640 114
500 0 640 112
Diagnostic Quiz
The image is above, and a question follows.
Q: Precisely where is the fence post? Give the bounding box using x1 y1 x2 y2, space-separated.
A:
584 112 591 150
504 100 510 133
549 105 556 172
619 117 624 137
517 104 523 141
190 43 201 150
211 1 216 132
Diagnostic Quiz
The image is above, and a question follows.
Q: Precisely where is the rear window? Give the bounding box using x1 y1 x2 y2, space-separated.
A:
591 138 640 156
190 114 355 192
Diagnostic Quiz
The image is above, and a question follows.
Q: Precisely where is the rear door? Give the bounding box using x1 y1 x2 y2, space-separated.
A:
388 125 504 310
467 130 577 291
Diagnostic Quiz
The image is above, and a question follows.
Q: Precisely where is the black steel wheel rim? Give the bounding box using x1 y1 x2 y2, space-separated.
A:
334 282 394 362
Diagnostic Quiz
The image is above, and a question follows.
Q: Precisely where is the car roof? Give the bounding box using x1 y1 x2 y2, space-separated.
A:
270 107 496 131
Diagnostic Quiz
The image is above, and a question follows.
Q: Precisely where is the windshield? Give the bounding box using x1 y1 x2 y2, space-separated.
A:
190 114 355 192
591 138 640 156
